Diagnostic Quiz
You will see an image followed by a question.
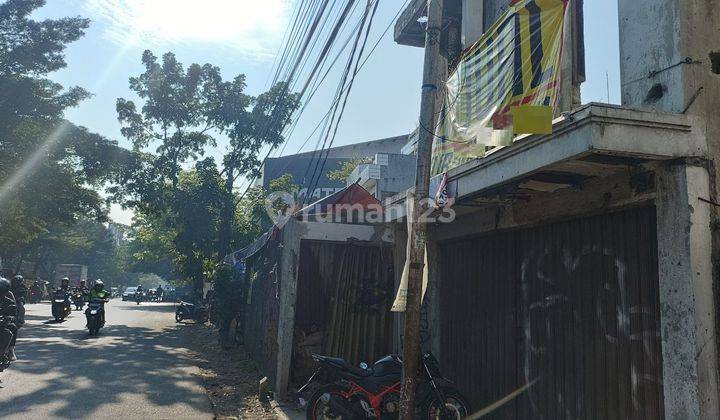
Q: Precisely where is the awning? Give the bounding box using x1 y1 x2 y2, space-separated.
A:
224 226 279 266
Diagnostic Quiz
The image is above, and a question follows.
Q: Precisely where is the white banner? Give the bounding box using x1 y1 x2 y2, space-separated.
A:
391 193 429 312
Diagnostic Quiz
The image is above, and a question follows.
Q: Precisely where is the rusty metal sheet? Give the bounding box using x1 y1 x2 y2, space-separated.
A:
293 241 395 384
243 242 282 386
438 206 664 419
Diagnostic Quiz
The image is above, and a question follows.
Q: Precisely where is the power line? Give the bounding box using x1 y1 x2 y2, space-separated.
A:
236 0 410 204
301 1 372 201
304 0 381 202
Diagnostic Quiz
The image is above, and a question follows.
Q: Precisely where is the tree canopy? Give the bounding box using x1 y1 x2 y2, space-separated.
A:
0 0 127 268
0 1 304 294
114 50 300 291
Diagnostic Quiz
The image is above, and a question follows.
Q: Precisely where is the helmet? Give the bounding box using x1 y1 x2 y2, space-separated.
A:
80 280 86 285
94 280 104 291
11 275 23 287
61 277 70 285
0 278 10 295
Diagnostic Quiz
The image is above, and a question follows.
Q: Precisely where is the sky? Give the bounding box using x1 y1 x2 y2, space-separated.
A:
33 0 620 225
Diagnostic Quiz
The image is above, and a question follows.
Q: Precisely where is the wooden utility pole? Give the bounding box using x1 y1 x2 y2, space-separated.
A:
399 0 444 418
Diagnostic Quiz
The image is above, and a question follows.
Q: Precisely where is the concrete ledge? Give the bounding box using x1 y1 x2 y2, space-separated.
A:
394 0 427 47
385 104 707 222
453 103 706 200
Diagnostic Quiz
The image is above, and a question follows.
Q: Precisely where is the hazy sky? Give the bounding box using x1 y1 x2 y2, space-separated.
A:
34 0 620 225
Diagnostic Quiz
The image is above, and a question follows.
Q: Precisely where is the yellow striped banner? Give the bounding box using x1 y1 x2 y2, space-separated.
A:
432 0 568 175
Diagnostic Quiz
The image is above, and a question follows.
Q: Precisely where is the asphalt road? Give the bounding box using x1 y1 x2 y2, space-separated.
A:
0 299 214 420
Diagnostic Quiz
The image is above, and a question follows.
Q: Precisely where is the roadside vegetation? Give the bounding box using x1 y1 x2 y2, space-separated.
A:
0 0 301 297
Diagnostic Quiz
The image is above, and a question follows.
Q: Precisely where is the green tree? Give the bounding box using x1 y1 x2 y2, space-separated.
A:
327 156 373 182
20 218 130 286
172 158 229 291
115 51 300 273
217 82 300 256
118 213 175 279
116 51 226 192
0 0 124 266
235 173 299 243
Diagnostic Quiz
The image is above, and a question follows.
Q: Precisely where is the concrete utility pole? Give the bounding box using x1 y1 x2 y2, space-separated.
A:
399 0 444 418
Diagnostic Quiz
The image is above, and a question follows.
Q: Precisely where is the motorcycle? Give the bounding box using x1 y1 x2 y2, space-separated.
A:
175 301 208 324
51 289 72 322
85 298 106 336
28 288 42 304
299 352 470 420
15 296 25 326
135 291 144 305
0 316 14 372
72 290 85 310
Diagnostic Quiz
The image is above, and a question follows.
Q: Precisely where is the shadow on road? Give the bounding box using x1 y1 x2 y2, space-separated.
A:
121 304 181 313
0 304 210 418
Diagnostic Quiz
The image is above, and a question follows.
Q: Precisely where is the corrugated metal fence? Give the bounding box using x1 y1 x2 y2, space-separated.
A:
243 241 281 385
438 206 664 419
293 240 395 384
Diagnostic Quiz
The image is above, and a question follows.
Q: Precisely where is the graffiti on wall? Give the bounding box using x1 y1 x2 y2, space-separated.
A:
520 244 662 418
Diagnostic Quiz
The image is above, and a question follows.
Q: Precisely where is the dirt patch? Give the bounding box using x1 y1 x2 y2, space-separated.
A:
178 323 277 419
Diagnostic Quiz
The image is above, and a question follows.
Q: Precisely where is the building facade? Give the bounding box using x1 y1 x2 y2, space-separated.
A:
390 0 720 418
258 135 409 201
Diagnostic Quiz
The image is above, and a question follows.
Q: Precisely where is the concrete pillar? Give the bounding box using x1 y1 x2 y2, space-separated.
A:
461 0 484 47
618 0 719 122
656 162 719 419
274 220 301 397
620 1 720 416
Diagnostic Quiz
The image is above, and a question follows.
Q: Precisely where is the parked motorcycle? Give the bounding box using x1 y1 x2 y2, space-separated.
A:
51 289 72 322
299 352 469 420
175 301 208 324
85 298 106 336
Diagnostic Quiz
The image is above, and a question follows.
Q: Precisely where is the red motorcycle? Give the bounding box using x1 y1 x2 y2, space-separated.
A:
299 352 469 419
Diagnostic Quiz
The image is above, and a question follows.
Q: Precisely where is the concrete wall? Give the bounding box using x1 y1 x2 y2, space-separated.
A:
274 219 394 396
461 0 484 47
618 0 685 112
656 162 719 419
351 154 416 202
618 1 720 416
377 154 416 201
432 169 655 242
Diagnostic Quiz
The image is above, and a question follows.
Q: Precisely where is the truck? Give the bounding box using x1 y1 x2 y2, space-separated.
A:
54 264 88 287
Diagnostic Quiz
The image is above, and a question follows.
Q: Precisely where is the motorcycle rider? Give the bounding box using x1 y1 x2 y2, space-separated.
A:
73 279 89 310
10 275 27 325
10 275 27 302
156 285 164 302
135 285 144 302
59 277 71 306
51 277 72 321
0 278 18 362
29 280 44 303
86 280 110 325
